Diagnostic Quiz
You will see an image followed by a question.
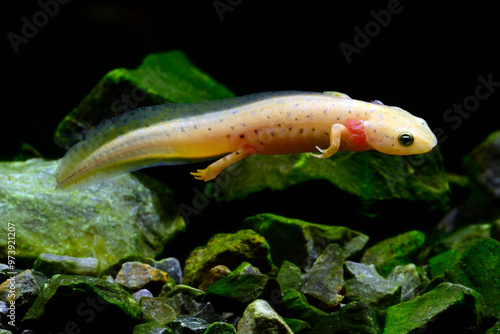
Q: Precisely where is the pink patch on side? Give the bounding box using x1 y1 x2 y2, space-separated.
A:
344 118 367 148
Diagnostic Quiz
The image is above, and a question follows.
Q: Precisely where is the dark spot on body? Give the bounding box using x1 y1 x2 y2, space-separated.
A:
312 128 316 131
288 125 292 131
337 117 340 120
236 151 240 155
299 129 304 134
373 129 377 133
277 123 282 127
306 114 313 119
254 129 259 134
323 110 328 115
220 119 224 123
260 141 264 145
194 125 197 130
181 127 185 133
241 123 247 127
239 134 245 138
267 115 271 119
271 132 275 137
231 126 235 130
208 127 212 131
226 134 231 138
324 132 329 136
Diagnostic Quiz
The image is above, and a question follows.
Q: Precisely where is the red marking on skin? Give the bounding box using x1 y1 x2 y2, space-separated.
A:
344 118 367 148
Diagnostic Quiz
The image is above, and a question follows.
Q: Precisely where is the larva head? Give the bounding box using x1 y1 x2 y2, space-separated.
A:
365 105 437 155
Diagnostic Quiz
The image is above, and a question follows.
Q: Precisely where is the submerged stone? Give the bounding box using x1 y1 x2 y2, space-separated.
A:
0 270 40 316
22 275 141 333
204 322 237 334
168 315 211 333
198 265 232 291
140 297 177 325
215 148 449 226
309 301 379 334
33 253 98 277
276 261 303 292
0 159 185 269
386 263 429 302
283 318 311 334
384 282 485 334
115 261 169 293
429 249 461 278
243 213 368 269
54 50 234 150
183 229 275 287
281 289 328 327
344 261 401 317
301 243 344 310
237 299 293 334
446 239 500 318
203 262 268 309
361 230 426 277
132 321 173 334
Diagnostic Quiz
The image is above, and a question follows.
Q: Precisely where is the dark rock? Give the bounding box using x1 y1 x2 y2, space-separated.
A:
33 253 98 277
243 213 368 269
22 275 140 333
164 293 201 316
215 148 449 232
361 230 426 277
384 282 485 333
155 258 183 284
237 299 293 334
115 261 169 293
344 261 401 317
193 302 221 324
183 230 275 287
0 270 40 316
301 243 344 310
168 315 211 333
0 159 185 269
54 50 234 150
446 239 500 318
281 289 328 327
309 301 379 334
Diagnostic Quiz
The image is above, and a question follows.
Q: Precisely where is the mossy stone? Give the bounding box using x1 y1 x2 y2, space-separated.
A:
132 321 173 334
183 229 275 287
384 282 485 334
204 322 237 334
446 238 500 318
243 213 368 269
361 230 426 277
281 289 328 327
0 159 185 269
429 249 461 278
54 50 234 149
22 275 141 333
309 301 379 334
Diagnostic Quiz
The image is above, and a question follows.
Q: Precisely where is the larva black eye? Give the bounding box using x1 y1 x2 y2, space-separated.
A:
398 133 414 146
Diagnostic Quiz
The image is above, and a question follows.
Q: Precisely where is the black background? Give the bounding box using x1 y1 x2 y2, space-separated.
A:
3 1 500 173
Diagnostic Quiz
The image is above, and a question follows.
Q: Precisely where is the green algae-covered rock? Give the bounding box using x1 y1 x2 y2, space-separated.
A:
215 148 449 222
283 318 311 334
309 301 379 334
204 262 267 305
133 321 174 334
237 299 293 334
384 282 485 334
54 50 234 149
0 159 185 269
386 263 429 302
243 213 368 268
183 229 275 287
361 230 426 277
446 239 500 319
276 261 303 292
22 275 141 333
0 270 40 317
139 297 177 324
429 249 461 278
204 322 237 334
281 289 328 327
